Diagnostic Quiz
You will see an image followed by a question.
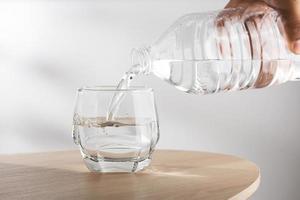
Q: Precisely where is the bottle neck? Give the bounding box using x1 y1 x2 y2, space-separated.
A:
131 46 152 75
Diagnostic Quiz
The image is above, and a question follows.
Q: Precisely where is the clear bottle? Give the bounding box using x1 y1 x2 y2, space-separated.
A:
131 8 300 94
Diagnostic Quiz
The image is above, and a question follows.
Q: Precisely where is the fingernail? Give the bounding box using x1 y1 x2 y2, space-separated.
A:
293 40 300 54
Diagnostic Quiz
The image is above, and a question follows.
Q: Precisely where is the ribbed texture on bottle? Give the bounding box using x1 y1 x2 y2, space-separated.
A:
148 8 296 94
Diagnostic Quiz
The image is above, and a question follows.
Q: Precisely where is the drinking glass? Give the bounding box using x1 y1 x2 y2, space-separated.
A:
72 86 159 172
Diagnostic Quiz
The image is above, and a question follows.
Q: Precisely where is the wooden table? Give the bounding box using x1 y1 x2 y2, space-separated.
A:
0 150 260 200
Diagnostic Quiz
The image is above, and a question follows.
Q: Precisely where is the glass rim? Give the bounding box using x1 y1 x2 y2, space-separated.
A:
78 85 153 92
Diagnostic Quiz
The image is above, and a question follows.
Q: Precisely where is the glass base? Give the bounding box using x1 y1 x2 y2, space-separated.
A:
83 157 151 173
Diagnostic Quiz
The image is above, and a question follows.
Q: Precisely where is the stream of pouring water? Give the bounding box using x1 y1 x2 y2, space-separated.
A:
106 64 142 120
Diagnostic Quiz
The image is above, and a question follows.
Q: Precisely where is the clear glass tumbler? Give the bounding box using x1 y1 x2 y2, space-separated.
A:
72 86 159 172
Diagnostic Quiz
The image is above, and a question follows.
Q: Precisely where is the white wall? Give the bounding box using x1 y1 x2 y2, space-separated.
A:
1 1 300 199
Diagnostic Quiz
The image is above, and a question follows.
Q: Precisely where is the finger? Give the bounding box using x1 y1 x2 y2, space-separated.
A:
284 9 300 54
264 0 300 54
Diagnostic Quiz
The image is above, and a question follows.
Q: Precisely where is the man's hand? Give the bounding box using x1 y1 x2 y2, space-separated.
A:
225 0 300 54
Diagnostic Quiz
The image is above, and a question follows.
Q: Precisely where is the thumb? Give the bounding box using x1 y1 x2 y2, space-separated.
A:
285 18 300 54
282 4 300 54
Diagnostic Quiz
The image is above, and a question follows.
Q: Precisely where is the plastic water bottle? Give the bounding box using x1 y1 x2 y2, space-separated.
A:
131 8 300 94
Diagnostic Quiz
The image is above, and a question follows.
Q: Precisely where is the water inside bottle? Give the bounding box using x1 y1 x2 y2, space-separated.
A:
150 59 293 94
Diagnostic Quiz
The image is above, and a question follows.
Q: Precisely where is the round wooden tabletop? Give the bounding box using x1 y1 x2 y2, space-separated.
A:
0 150 260 200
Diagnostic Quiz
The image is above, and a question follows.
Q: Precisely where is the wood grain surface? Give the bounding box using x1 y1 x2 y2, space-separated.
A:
0 150 260 200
